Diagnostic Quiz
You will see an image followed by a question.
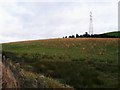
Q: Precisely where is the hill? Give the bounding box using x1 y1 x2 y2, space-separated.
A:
103 31 120 37
2 38 119 89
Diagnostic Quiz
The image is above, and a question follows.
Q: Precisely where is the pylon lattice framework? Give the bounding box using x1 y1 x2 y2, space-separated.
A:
89 11 93 35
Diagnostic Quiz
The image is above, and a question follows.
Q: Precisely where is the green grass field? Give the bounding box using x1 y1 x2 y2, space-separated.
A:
103 31 120 37
2 38 119 88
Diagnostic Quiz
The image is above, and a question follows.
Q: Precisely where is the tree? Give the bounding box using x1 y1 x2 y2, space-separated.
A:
65 36 67 38
76 34 79 38
71 35 75 38
83 32 90 37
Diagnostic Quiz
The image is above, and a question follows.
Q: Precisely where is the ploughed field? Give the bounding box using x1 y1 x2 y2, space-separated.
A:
2 38 119 88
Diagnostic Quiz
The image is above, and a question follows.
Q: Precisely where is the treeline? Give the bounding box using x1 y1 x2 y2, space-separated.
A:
63 32 119 38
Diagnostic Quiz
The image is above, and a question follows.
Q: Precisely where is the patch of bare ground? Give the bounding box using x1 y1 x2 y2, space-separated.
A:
1 62 19 88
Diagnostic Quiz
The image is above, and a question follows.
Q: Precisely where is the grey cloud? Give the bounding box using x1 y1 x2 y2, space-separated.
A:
0 1 118 43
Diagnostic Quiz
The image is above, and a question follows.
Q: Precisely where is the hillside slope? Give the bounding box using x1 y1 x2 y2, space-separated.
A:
1 60 74 89
103 31 120 37
2 38 119 88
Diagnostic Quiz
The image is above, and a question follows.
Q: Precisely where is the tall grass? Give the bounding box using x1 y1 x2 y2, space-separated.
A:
2 38 119 88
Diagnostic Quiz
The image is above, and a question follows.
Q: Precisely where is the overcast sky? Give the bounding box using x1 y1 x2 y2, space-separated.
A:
0 0 118 43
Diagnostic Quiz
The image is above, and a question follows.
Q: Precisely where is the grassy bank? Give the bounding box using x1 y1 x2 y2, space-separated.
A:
2 38 119 88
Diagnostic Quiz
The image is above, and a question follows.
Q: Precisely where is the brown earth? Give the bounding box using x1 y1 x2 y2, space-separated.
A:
1 62 19 88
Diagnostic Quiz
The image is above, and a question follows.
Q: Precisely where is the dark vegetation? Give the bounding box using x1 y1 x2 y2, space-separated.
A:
63 31 120 38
